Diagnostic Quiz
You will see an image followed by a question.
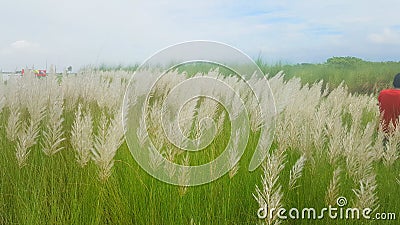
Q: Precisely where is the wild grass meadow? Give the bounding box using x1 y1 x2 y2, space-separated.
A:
0 60 399 224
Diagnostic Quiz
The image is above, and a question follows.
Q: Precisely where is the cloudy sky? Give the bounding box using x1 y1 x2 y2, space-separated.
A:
1 0 400 71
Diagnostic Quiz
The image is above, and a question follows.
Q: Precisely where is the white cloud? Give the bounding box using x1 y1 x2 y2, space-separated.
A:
368 28 400 45
10 40 39 49
1 40 41 55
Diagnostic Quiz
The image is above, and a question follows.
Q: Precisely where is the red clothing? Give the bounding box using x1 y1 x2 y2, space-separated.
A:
378 89 400 132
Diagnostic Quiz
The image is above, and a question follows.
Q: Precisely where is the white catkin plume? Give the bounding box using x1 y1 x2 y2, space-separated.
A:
373 128 385 161
42 99 65 156
122 89 137 133
164 147 177 179
196 98 218 126
382 123 400 167
148 144 164 171
275 102 299 151
311 103 328 152
92 111 124 182
352 174 379 211
13 71 44 166
24 90 46 132
148 99 168 150
0 93 4 114
71 105 93 167
267 72 296 114
228 129 241 179
228 91 244 121
325 167 342 206
288 155 306 190
383 138 399 167
253 150 286 225
193 110 216 144
193 126 203 150
137 115 149 147
276 82 316 152
178 154 190 196
216 112 225 136
326 115 345 166
344 123 375 183
6 103 21 142
274 115 290 151
15 121 40 168
93 79 107 109
248 76 274 132
61 74 80 111
106 76 127 113
346 151 375 184
166 123 188 152
194 99 216 135
248 97 264 132
178 98 197 138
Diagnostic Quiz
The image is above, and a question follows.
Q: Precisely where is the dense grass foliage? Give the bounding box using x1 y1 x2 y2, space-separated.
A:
91 56 400 94
0 69 399 225
257 56 400 94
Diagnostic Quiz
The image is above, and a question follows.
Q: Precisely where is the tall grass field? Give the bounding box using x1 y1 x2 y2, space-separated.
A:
0 63 399 225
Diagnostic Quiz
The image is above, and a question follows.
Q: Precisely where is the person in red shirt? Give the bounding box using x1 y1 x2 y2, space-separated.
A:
378 73 400 143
